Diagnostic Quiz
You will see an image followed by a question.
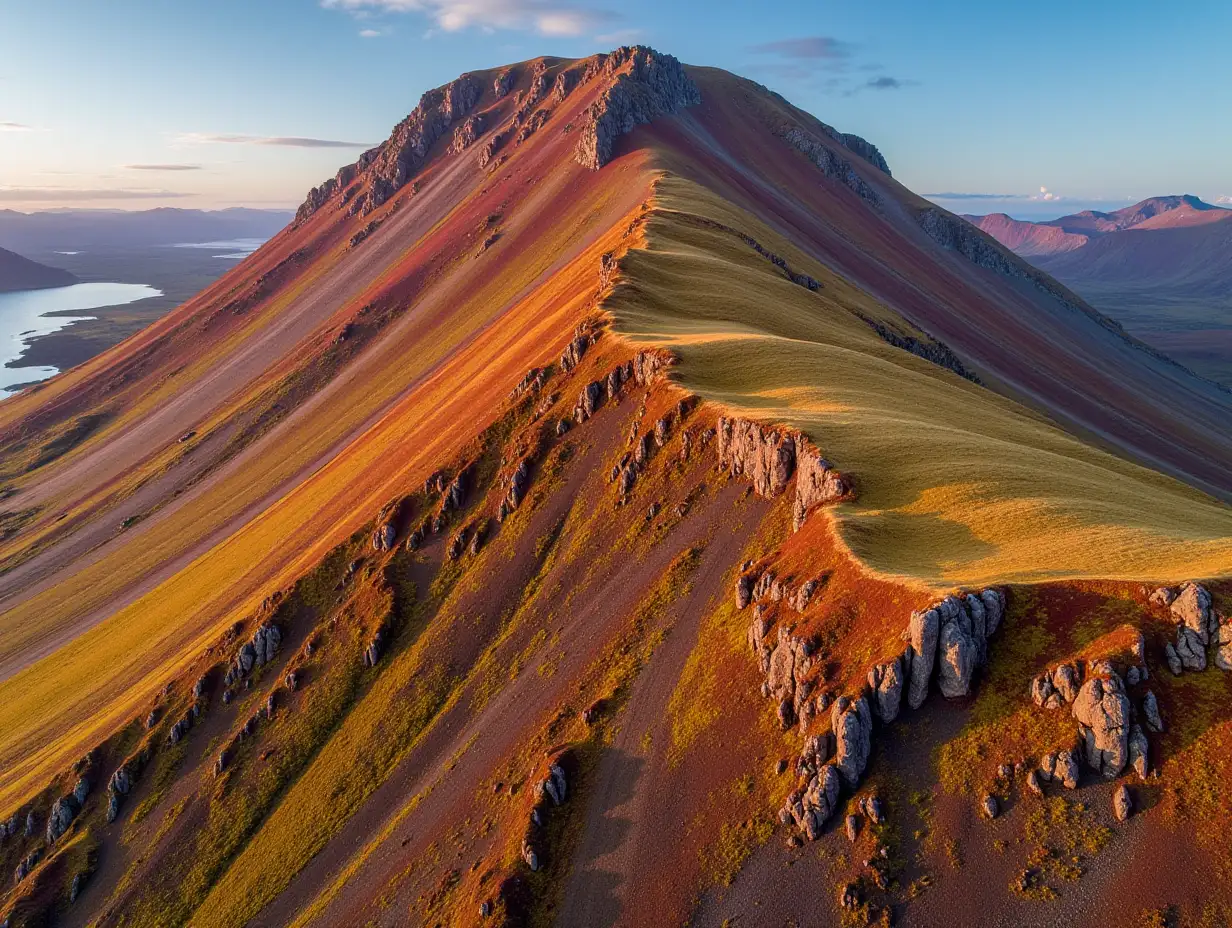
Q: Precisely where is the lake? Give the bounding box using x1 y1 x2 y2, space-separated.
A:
173 238 266 260
0 282 161 395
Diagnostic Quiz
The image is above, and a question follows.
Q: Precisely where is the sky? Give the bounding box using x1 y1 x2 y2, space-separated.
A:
1 0 1230 219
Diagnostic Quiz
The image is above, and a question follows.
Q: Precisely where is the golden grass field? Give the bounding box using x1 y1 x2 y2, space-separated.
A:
610 173 1232 587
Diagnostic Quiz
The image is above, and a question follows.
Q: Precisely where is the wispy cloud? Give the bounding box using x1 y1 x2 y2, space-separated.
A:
0 121 35 132
322 0 616 36
923 192 1028 200
0 186 193 203
125 163 203 171
174 133 372 148
1217 195 1232 206
747 36 855 62
358 27 383 36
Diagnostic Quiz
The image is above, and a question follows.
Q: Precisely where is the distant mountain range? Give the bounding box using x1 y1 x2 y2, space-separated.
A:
0 245 77 293
965 196 1232 384
0 207 292 253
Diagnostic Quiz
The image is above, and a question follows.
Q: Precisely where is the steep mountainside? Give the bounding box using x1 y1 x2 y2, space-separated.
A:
0 48 1229 928
968 197 1232 385
0 247 76 293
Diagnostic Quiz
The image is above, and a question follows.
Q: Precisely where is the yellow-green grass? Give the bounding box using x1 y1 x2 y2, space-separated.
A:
608 173 1232 588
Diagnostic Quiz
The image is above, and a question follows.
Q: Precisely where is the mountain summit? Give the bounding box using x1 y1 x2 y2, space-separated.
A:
0 47 1228 928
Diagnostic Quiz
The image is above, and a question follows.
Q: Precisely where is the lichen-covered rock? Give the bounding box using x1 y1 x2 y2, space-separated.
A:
717 417 796 498
766 628 813 701
867 654 906 723
907 607 940 710
1113 784 1133 821
1072 666 1130 778
1149 586 1177 607
831 696 873 788
575 47 700 170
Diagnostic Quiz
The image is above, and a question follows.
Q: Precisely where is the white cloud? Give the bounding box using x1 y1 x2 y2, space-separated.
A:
174 133 372 148
0 122 34 132
1031 185 1061 202
321 0 615 36
359 27 383 37
1217 195 1232 205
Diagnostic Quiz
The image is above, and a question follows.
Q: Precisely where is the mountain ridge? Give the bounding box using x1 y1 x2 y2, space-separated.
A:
0 247 77 293
0 46 1228 928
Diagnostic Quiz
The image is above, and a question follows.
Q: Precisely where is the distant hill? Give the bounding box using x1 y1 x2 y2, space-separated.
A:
0 245 77 293
966 196 1232 384
0 206 292 253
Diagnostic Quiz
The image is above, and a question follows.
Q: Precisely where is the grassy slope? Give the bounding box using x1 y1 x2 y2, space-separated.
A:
609 173 1232 587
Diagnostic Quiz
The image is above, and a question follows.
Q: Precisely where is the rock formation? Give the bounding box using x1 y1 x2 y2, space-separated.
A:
1071 663 1130 778
575 47 700 170
830 696 873 788
780 126 881 206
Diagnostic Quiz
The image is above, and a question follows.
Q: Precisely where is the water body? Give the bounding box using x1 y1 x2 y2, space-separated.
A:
0 282 161 394
173 238 265 260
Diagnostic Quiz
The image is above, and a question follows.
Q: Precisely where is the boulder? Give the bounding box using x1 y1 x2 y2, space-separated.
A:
1026 769 1044 796
46 794 80 843
1054 748 1080 789
831 696 873 788
1128 724 1149 779
845 814 861 842
1113 784 1133 822
1149 586 1176 607
980 588 1006 636
372 522 397 551
1143 690 1165 733
1217 621 1232 671
981 794 999 819
1171 582 1215 644
522 840 539 871
1072 668 1130 778
783 763 842 840
573 381 604 423
766 628 812 701
1164 642 1183 676
907 607 940 709
1176 626 1206 672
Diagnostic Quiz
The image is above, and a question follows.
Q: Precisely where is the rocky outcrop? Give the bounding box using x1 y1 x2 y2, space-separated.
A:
521 756 570 873
780 126 881 206
1039 748 1080 789
297 73 483 222
840 133 892 176
1030 662 1082 709
780 763 841 840
717 418 796 497
867 654 906 723
855 312 981 383
792 446 848 530
224 623 282 686
449 114 483 154
575 47 700 170
1071 663 1130 778
493 69 515 98
47 777 90 843
372 522 397 551
1128 724 1149 779
906 607 940 710
573 380 604 423
831 696 872 788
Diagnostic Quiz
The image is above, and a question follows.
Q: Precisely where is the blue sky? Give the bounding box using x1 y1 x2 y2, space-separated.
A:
1 0 1229 218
